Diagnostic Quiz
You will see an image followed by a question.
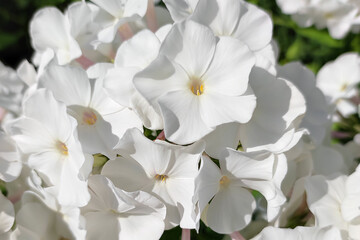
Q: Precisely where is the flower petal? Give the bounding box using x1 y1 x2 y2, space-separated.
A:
158 90 213 144
205 186 255 234
203 37 255 96
160 20 216 77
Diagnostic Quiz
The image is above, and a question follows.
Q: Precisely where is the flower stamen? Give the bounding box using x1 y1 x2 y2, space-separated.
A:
83 110 97 125
340 83 348 92
219 176 230 188
189 77 204 96
155 174 168 182
56 141 68 156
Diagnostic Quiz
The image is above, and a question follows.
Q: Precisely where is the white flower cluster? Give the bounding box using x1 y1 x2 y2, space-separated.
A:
0 0 359 239
276 0 360 39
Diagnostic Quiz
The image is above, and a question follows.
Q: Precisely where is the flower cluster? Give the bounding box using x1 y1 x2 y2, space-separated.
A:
276 0 360 39
0 0 359 239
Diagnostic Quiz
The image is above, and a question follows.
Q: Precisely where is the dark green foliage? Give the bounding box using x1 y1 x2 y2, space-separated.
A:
160 226 182 240
0 181 7 196
160 223 225 240
0 0 78 67
0 0 359 71
143 126 162 140
0 0 360 72
249 0 359 73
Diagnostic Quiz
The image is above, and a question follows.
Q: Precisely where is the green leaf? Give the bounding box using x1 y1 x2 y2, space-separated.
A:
273 15 345 48
36 0 67 7
286 38 303 61
306 62 321 74
273 15 297 29
0 180 7 196
295 28 344 48
15 0 30 9
160 226 181 240
92 154 109 168
351 34 360 52
0 32 21 51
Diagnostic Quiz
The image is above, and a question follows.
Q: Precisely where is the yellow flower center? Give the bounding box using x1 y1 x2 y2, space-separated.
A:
340 83 348 92
110 209 121 215
82 110 97 125
219 176 230 187
324 12 334 19
155 174 168 182
56 141 68 156
189 77 204 96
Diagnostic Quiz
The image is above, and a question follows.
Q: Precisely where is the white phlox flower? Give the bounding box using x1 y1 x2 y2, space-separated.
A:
307 0 358 39
66 1 112 67
7 89 91 207
344 134 360 171
3 166 42 207
0 61 26 116
275 0 309 15
281 134 350 212
272 62 332 195
82 175 166 240
277 151 357 232
195 149 286 234
130 0 173 37
1 0 359 238
317 52 360 118
90 0 148 43
202 67 307 159
277 62 329 145
274 177 308 227
0 132 21 183
143 5 173 35
282 141 349 201
305 173 360 239
134 20 257 144
30 1 103 69
0 192 15 237
15 60 41 108
30 7 82 65
103 29 163 130
190 0 276 73
39 64 143 159
0 59 39 127
16 60 38 90
163 0 199 22
311 144 349 176
240 67 307 154
276 140 351 227
101 128 205 229
276 0 360 39
342 170 360 226
281 137 348 199
254 225 342 240
12 187 86 240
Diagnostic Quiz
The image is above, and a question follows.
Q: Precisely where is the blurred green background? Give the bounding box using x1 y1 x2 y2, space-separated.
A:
0 0 79 68
0 0 359 73
0 0 359 239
